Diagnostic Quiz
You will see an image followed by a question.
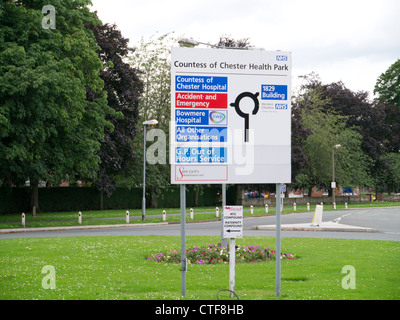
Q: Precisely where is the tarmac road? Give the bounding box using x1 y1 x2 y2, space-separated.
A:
0 206 399 241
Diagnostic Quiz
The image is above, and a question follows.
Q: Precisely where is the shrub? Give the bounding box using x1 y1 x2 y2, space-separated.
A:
147 243 296 265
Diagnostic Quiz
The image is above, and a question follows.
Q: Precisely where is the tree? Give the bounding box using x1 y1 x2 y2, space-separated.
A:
378 153 400 194
373 60 400 193
87 20 143 203
380 103 400 154
311 81 388 194
130 33 174 130
317 81 386 162
216 35 251 49
373 59 400 153
290 74 317 189
314 70 400 193
374 59 400 107
128 33 174 207
292 76 373 194
0 0 112 210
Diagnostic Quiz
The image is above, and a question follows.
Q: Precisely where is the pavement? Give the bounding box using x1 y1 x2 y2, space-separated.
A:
253 221 378 232
0 213 379 234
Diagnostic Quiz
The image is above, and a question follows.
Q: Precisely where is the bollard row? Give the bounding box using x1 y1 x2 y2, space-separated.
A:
18 203 350 228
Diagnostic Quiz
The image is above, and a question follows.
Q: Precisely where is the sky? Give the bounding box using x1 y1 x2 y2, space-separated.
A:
89 0 400 98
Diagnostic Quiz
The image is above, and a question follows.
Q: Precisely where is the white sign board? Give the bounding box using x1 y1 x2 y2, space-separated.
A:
223 206 243 238
170 47 291 184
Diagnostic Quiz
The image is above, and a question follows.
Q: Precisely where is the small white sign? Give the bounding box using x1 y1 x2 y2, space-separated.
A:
223 206 243 238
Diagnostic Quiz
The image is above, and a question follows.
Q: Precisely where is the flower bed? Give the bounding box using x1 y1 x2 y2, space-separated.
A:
147 243 296 265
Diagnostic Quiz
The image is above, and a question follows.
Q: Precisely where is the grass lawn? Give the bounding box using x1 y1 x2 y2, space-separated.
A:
0 235 399 300
0 202 399 229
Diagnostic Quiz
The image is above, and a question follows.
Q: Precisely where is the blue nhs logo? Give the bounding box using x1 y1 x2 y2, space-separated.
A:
275 104 287 110
276 55 288 61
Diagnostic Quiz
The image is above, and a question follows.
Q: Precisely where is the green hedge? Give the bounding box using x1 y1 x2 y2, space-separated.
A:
0 185 237 214
0 187 31 215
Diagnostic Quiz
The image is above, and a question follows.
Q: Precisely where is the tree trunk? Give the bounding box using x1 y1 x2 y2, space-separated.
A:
194 185 200 207
31 180 39 216
236 185 242 205
151 187 159 208
308 186 313 198
99 191 104 210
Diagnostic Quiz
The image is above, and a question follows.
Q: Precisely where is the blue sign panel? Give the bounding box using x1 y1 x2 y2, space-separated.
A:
175 109 209 125
175 75 228 92
176 126 227 142
175 147 227 163
261 85 287 100
175 110 228 126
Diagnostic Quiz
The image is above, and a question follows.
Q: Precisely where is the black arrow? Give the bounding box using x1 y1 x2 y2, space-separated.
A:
230 92 259 142
226 229 241 233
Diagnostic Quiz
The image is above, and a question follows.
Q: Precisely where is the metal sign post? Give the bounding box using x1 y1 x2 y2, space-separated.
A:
221 184 227 248
229 237 236 297
180 184 186 298
276 183 281 297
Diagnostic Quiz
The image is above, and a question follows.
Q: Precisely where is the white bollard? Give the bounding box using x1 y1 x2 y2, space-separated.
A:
250 205 253 214
265 204 268 213
126 210 130 224
22 212 25 227
163 210 166 221
307 203 310 211
294 203 296 211
216 207 219 218
311 205 323 226
333 202 336 210
190 208 194 219
78 211 82 225
345 202 348 209
321 202 323 209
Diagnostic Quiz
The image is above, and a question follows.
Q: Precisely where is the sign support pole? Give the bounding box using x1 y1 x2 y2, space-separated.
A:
276 183 281 297
180 184 186 298
229 237 236 297
221 184 227 248
142 125 146 221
